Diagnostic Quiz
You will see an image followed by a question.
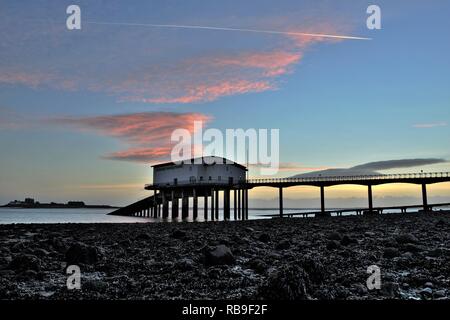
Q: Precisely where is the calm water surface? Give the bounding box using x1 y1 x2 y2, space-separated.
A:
1 207 447 224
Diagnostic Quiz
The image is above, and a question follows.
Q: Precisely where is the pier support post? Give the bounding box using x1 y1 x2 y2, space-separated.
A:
233 189 237 221
182 190 189 219
211 188 215 221
193 188 198 220
204 192 208 221
368 185 373 213
279 187 284 218
215 189 219 220
162 192 169 218
237 189 241 220
242 189 245 220
171 190 178 219
241 189 245 220
320 186 325 214
422 183 428 212
224 189 230 220
153 190 158 218
245 189 249 220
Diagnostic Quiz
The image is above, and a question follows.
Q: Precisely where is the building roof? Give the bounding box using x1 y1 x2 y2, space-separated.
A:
152 156 247 170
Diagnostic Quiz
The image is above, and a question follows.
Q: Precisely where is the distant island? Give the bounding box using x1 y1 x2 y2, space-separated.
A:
1 198 119 209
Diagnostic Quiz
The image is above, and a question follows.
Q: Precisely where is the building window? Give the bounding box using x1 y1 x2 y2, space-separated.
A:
200 176 203 181
218 176 221 181
209 176 212 181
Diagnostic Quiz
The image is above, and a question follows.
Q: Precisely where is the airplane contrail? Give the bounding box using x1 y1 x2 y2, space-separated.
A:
85 21 371 41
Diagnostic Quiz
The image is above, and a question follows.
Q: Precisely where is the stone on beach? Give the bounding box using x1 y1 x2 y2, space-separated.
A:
383 247 400 258
65 242 99 265
256 265 310 300
8 254 41 272
275 240 291 250
204 245 235 266
395 234 419 244
258 233 271 243
171 229 187 239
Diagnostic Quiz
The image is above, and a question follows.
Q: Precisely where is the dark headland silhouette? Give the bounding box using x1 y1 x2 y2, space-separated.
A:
1 198 118 209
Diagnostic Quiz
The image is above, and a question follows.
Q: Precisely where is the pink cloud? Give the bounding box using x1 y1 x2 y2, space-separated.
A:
104 147 173 162
0 71 78 91
0 108 32 129
278 162 333 172
0 71 52 88
109 50 304 104
81 26 343 104
413 122 447 129
51 112 212 162
0 20 348 104
211 51 302 77
139 80 273 104
250 162 332 173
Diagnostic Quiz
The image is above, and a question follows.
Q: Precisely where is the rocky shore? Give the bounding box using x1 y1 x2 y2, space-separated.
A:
0 213 449 300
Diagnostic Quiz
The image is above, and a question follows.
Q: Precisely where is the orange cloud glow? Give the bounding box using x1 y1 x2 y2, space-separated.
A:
51 112 211 162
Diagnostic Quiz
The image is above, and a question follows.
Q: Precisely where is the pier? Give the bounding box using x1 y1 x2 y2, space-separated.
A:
246 171 450 218
260 202 450 218
109 169 450 220
109 181 249 221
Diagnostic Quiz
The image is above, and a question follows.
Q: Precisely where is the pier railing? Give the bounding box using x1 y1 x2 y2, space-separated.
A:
145 172 450 188
245 171 450 184
146 178 239 189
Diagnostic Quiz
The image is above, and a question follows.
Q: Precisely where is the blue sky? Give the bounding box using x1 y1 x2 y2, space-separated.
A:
0 0 449 205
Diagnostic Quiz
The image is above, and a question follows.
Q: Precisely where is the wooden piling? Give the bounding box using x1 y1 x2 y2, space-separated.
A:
182 190 189 219
422 183 428 211
171 190 179 219
224 189 230 220
368 185 373 213
215 189 219 220
233 189 237 221
237 189 241 220
193 188 198 220
162 192 169 218
211 188 215 221
204 192 208 221
279 187 283 218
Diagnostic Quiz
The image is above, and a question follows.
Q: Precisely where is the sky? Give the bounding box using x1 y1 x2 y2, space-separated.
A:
0 0 449 207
